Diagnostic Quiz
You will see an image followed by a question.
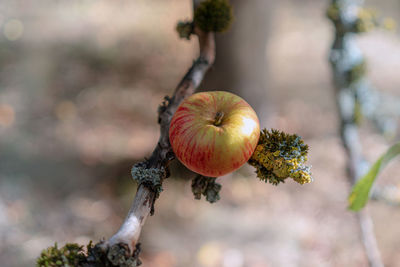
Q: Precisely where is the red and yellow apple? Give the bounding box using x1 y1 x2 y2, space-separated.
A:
169 91 260 177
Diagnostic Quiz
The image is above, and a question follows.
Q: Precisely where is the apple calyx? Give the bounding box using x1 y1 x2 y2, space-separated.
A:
213 111 224 126
248 129 313 185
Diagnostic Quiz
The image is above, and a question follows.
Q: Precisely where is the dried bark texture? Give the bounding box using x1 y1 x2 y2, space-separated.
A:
327 1 384 267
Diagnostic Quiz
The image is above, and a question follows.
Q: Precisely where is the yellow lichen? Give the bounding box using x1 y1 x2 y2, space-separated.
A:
248 129 312 185
356 9 376 32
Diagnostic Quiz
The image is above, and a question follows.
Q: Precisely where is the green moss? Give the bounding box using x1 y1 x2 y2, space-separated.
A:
106 243 142 267
176 21 194 40
37 242 142 267
346 60 366 84
326 2 340 23
248 129 312 185
36 243 85 267
194 0 233 32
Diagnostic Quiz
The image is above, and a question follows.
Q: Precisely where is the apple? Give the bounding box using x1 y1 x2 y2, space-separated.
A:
169 91 260 177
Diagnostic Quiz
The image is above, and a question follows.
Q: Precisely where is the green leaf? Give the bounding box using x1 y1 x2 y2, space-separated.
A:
348 142 400 211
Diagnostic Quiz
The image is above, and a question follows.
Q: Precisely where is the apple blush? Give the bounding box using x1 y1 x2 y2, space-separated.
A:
169 91 260 177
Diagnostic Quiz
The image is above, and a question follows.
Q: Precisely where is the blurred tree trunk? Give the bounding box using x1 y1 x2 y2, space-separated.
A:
202 0 274 123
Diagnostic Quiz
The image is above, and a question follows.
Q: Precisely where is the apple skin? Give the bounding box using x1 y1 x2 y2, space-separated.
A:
169 91 260 177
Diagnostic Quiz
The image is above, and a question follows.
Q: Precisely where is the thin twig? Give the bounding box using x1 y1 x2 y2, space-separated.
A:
102 0 216 253
328 1 384 266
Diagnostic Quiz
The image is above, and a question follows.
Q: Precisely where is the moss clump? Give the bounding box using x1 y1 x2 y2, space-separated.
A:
248 129 312 185
346 60 366 84
37 242 142 267
36 243 85 267
176 21 194 40
131 162 165 199
191 175 221 203
326 2 340 23
194 0 233 32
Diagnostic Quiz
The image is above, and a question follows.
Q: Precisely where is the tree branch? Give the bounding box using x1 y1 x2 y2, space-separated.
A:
371 185 400 206
327 1 384 266
101 1 216 254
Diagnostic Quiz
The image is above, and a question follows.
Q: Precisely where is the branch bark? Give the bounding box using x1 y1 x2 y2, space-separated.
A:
328 1 384 267
102 1 216 254
371 185 400 206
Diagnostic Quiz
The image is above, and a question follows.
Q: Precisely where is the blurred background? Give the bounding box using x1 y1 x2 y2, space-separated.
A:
1 0 400 266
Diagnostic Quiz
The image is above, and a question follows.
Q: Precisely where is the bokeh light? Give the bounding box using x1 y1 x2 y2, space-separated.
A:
3 19 24 41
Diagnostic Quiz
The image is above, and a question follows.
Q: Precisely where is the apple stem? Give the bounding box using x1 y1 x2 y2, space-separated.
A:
213 111 224 126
